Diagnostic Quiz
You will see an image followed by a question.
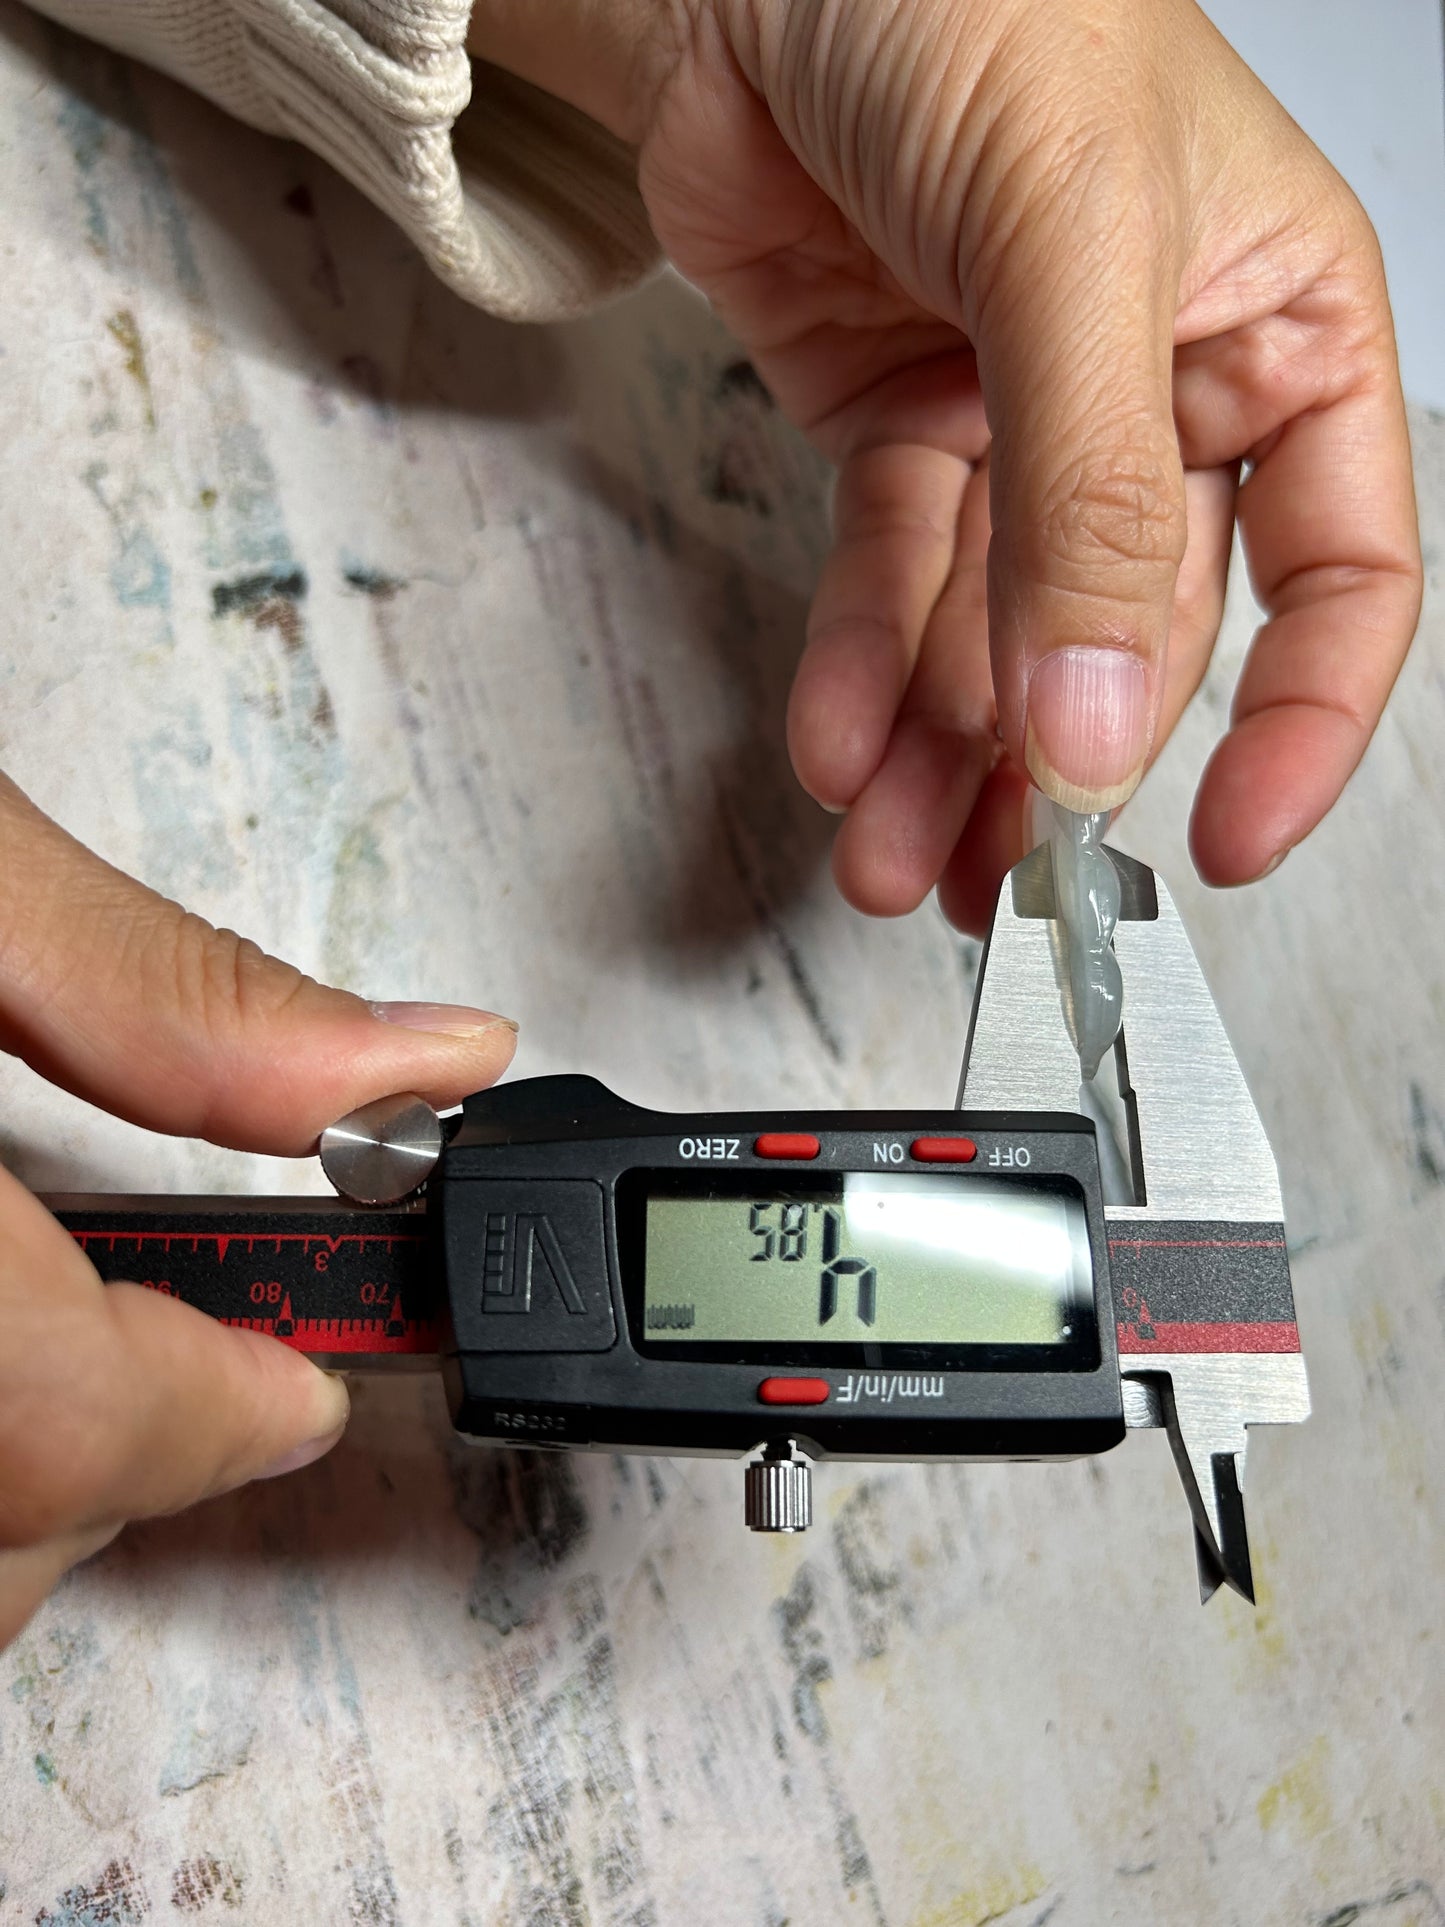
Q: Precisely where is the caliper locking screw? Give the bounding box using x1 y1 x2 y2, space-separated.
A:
744 1441 812 1533
320 1092 443 1205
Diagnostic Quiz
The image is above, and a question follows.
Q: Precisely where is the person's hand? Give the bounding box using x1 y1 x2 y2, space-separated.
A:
640 0 1424 929
472 0 1422 930
0 776 516 1648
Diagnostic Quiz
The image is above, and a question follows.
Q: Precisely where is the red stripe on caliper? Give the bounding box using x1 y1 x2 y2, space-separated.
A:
1117 1320 1300 1354
218 1314 440 1354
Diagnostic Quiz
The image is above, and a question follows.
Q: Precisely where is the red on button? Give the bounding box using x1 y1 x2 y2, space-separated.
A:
759 1377 830 1406
911 1136 978 1163
755 1133 821 1160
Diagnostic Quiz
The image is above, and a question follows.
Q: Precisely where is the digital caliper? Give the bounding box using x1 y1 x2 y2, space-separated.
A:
47 845 1308 1604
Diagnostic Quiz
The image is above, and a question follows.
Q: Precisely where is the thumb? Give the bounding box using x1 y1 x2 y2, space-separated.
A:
970 150 1187 811
0 1171 349 1552
81 1282 352 1521
0 775 516 1153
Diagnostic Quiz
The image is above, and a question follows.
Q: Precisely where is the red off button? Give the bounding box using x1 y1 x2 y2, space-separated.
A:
911 1136 978 1163
755 1133 820 1160
759 1377 830 1406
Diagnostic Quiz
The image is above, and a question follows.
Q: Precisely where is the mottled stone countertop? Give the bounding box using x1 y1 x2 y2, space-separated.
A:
1 8 1443 1925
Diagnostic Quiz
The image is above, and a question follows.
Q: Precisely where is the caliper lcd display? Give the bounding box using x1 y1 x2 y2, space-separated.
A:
640 1174 1092 1349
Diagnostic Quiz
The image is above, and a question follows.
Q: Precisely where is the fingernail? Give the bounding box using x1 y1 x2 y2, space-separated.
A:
256 1422 348 1482
1024 647 1150 813
369 1002 518 1039
1234 847 1290 886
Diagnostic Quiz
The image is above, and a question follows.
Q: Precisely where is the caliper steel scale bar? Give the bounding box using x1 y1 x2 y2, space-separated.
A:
47 849 1308 1604
960 846 1309 1600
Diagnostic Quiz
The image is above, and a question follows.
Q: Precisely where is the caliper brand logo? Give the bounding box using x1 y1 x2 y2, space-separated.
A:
835 1373 945 1404
481 1212 586 1315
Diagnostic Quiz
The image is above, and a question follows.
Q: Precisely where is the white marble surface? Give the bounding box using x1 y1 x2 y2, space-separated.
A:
1 9 1443 1924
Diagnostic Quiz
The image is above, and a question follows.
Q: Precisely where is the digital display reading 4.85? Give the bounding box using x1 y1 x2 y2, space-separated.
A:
642 1175 1091 1348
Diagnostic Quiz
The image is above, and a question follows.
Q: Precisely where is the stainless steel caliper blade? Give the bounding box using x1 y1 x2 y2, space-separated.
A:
959 842 1310 1603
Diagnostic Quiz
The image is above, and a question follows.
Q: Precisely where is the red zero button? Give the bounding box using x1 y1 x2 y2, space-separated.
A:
759 1377 830 1405
755 1133 821 1160
911 1136 978 1163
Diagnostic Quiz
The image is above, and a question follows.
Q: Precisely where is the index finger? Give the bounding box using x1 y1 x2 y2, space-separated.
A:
0 776 517 1153
1181 264 1422 884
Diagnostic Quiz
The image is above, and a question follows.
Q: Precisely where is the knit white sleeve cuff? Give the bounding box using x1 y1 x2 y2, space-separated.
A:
34 0 663 321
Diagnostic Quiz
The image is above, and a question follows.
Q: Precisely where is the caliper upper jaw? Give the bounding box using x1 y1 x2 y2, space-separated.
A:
960 843 1310 1605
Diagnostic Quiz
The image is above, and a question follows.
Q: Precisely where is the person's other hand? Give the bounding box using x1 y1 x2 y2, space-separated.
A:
0 776 516 1648
478 0 1421 930
638 0 1424 929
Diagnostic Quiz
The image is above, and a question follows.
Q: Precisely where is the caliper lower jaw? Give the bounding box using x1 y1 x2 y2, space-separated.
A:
1121 1353 1311 1602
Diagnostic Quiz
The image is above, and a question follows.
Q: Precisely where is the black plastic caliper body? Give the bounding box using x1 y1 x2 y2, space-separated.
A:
432 1075 1125 1461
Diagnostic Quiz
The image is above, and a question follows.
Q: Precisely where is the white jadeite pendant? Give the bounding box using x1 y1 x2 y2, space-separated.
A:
1040 797 1123 1082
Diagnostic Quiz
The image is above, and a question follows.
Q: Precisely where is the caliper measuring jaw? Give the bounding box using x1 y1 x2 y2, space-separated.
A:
958 846 1310 1603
